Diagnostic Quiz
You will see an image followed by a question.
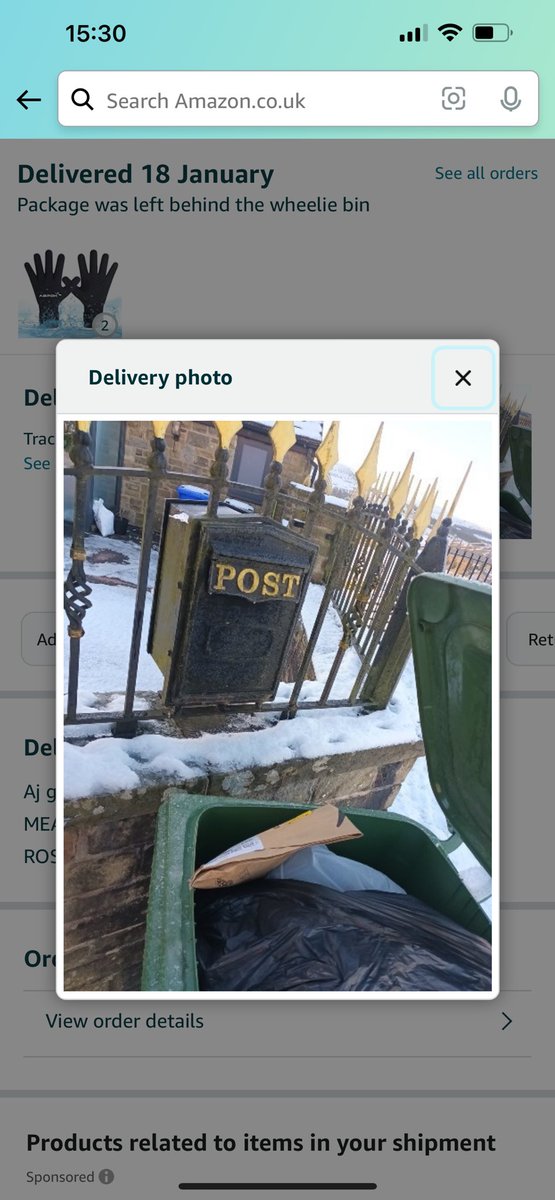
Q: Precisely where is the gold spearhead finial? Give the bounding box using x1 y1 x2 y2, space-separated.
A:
447 462 472 519
382 471 394 501
419 482 433 507
151 421 168 439
214 420 243 450
405 478 422 519
389 453 415 517
269 420 297 463
412 479 438 540
355 422 383 500
427 499 448 539
315 420 340 488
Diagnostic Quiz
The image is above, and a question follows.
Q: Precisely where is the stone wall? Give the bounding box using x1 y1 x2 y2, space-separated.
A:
64 739 423 992
287 490 345 584
118 422 317 534
119 421 220 531
280 443 314 489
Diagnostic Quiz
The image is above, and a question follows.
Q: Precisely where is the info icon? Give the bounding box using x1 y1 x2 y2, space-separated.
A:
99 1168 115 1185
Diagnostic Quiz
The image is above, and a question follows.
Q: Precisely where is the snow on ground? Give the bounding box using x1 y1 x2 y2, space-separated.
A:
63 534 163 704
391 757 449 840
65 583 164 701
391 757 492 906
450 843 492 908
73 693 152 715
65 535 383 709
64 533 155 585
276 583 364 704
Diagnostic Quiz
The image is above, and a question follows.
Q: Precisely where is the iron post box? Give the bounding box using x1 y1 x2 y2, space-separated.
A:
149 511 317 708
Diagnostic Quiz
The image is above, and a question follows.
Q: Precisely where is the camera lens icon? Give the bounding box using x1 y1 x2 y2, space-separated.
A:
442 86 466 110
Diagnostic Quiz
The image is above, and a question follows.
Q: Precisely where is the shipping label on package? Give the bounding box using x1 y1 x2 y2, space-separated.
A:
190 805 363 890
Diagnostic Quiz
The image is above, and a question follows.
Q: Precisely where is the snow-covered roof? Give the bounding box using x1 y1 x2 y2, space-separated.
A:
290 481 349 508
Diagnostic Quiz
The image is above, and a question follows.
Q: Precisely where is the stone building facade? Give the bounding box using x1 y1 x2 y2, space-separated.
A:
119 421 220 532
117 419 322 532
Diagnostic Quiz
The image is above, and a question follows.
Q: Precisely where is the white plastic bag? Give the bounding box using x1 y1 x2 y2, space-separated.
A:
267 843 405 894
93 497 115 537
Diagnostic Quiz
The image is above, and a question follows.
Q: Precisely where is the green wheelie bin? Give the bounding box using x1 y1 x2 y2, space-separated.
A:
142 573 492 992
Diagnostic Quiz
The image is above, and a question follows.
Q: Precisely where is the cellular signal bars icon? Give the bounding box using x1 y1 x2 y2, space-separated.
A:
399 24 429 43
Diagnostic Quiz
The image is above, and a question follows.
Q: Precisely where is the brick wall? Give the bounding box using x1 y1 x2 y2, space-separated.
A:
64 802 158 992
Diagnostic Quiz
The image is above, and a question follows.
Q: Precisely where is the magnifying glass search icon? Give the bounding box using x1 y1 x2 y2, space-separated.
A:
71 87 94 111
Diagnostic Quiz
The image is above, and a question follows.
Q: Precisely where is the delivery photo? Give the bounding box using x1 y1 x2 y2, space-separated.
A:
59 414 497 999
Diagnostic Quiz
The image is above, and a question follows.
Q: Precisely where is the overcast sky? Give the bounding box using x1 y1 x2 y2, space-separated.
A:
320 415 494 530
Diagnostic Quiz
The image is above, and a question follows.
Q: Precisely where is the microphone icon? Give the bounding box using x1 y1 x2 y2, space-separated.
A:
501 86 521 111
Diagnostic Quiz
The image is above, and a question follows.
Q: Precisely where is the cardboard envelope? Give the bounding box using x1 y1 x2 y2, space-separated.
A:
190 804 363 889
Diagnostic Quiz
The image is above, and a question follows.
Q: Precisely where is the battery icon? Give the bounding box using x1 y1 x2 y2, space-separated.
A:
473 23 513 41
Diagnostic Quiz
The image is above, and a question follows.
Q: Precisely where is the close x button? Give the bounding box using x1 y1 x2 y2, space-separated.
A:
455 368 472 386
431 344 497 410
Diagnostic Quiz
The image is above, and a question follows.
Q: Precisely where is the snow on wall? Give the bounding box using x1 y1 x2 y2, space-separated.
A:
64 686 421 803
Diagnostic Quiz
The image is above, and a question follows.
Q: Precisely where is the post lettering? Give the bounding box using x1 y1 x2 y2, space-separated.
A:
261 571 280 597
237 567 260 594
281 572 301 599
212 562 236 591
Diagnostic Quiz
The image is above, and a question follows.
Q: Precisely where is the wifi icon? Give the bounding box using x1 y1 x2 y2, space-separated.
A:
438 23 463 41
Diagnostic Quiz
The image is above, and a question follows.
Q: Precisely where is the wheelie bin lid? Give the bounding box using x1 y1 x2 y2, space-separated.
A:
407 573 492 874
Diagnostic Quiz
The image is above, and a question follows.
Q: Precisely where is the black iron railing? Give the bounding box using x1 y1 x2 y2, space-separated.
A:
64 421 467 735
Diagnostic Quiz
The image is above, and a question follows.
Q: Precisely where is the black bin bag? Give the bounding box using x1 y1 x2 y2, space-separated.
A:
195 880 491 992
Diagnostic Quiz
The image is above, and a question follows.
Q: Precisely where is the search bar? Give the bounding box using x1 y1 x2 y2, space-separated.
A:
58 71 539 127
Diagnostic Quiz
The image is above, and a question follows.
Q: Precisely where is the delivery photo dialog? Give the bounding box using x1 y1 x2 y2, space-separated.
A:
57 339 498 1000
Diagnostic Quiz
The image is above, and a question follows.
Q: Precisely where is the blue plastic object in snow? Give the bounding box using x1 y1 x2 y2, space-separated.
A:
176 485 210 502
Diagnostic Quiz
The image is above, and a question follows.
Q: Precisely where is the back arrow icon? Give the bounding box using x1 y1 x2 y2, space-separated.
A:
17 90 42 110
501 1011 512 1030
